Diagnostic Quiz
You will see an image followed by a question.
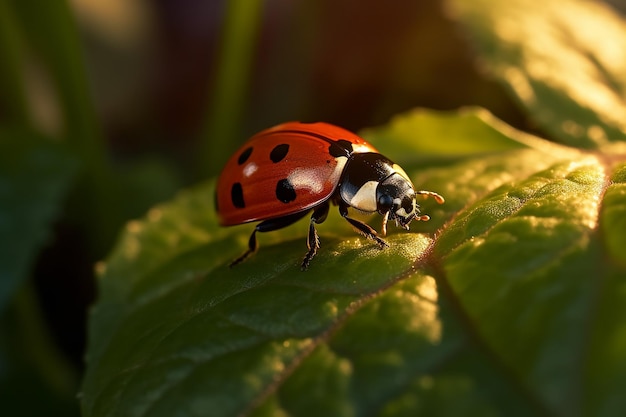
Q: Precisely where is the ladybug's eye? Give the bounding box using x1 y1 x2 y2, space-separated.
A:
377 194 394 211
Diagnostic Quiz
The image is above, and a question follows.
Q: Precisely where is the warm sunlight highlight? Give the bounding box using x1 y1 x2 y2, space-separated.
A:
564 160 604 230
491 1 626 142
409 275 442 343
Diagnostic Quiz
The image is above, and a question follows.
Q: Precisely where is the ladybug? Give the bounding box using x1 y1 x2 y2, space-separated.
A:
215 122 444 270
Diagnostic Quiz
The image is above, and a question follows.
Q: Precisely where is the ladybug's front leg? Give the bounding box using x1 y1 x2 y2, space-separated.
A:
302 201 330 270
338 202 388 249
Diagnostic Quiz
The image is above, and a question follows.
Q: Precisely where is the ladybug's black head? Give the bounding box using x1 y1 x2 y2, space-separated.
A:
376 172 418 230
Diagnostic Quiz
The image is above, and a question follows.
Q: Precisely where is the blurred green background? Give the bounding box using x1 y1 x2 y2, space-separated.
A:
2 0 625 416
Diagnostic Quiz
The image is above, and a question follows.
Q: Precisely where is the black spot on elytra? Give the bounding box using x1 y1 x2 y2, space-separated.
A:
237 147 253 165
275 179 296 203
328 139 353 158
270 144 289 163
231 182 245 208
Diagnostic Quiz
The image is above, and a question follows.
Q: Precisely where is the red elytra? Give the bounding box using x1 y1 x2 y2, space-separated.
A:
215 121 444 270
216 122 377 226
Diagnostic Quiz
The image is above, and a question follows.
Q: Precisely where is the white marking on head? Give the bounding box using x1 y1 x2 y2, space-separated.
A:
395 199 416 218
396 207 409 217
349 180 379 212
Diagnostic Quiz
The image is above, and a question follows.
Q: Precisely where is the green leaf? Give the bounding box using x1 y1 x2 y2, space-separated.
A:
601 165 626 267
361 107 530 159
449 0 626 148
587 164 626 415
437 158 606 412
82 108 626 416
0 129 78 311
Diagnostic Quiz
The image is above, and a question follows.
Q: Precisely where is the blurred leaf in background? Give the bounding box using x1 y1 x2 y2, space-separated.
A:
1 0 180 415
0 131 78 311
0 131 79 417
450 0 626 149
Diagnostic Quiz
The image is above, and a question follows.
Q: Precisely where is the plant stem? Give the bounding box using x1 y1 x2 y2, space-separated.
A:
201 0 264 177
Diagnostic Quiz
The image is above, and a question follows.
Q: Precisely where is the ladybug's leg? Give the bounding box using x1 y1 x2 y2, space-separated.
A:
229 210 311 268
381 210 390 236
339 202 389 249
302 201 330 270
229 230 260 267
